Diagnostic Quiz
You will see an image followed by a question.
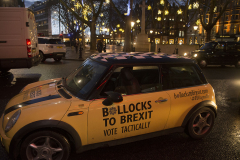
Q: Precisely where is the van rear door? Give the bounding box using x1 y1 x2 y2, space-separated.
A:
0 8 26 59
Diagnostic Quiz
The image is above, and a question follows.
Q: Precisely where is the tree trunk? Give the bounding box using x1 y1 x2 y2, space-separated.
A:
206 29 211 42
124 16 132 52
90 21 96 50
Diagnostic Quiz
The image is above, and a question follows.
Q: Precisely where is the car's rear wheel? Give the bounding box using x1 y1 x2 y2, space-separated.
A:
186 107 215 139
20 131 70 160
54 57 62 62
198 59 207 68
235 61 240 68
40 51 46 62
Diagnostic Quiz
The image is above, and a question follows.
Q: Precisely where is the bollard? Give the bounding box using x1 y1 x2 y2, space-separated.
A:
176 48 178 55
158 48 161 53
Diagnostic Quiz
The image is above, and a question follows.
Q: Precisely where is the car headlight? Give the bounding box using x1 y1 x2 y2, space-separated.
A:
193 54 198 57
5 110 21 133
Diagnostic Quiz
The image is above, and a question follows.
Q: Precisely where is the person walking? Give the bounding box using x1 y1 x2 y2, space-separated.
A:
75 41 79 54
97 40 103 53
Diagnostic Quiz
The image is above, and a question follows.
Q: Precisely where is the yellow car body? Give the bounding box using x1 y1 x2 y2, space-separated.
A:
0 53 217 160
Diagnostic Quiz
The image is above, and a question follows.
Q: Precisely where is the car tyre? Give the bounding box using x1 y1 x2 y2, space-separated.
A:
198 59 207 68
39 51 44 62
54 57 62 62
20 131 70 160
40 51 46 62
235 61 240 69
186 107 215 139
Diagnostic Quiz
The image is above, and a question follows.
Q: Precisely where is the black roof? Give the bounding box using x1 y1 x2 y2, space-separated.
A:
89 52 195 65
208 41 240 44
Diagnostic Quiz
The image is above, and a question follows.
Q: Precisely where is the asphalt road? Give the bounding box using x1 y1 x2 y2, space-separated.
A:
1 60 240 160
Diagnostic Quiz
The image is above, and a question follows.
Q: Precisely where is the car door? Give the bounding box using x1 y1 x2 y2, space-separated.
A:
212 42 226 64
161 64 211 129
226 43 237 65
87 65 171 144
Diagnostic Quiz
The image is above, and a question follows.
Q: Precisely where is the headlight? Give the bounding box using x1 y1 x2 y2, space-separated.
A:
5 110 21 133
193 54 198 57
184 53 187 56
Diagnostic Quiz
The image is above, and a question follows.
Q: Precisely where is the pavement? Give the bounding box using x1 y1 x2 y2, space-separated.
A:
63 44 124 61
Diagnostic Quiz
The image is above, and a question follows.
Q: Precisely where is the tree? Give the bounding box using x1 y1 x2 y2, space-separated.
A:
198 0 231 42
50 4 87 44
60 0 104 50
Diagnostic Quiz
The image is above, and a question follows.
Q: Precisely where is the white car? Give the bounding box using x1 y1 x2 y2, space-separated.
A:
38 37 66 62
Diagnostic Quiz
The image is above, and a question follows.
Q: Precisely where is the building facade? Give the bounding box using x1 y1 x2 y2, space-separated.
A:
0 0 24 7
196 0 240 43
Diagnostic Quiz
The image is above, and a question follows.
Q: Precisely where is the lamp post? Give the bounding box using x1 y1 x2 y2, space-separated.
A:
194 25 198 44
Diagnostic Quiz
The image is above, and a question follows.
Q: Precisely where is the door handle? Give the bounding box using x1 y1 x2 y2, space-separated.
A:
155 98 168 103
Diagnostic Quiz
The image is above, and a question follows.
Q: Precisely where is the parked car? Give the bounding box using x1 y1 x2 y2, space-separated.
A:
0 53 217 160
0 7 40 73
38 37 66 62
191 41 240 68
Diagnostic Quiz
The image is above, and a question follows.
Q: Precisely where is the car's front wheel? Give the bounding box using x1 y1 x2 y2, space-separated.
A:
54 57 62 62
198 59 207 68
20 131 70 160
186 107 215 139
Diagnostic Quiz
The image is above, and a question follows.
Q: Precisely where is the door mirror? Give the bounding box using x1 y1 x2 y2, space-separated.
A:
102 91 123 106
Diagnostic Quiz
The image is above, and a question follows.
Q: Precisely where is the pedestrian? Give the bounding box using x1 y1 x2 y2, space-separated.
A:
75 41 79 54
97 40 103 53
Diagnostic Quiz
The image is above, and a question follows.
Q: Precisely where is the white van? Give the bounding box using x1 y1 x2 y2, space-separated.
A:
0 7 41 72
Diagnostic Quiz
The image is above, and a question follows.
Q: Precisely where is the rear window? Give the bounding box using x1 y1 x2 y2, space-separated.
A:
49 39 63 44
38 38 63 44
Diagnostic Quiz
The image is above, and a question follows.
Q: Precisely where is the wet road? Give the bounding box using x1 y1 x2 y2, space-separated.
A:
0 60 240 160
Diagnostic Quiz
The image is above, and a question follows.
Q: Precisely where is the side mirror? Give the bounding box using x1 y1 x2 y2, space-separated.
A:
102 91 123 106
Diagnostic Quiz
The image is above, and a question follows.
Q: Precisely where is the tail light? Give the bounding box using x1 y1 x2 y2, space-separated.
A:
47 45 53 48
26 39 32 58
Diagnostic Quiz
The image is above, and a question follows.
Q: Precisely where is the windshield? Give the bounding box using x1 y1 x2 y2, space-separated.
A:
64 59 108 99
200 43 216 50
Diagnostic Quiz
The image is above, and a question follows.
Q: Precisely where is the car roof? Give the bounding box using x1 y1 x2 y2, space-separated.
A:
208 41 240 44
38 37 60 40
90 52 195 65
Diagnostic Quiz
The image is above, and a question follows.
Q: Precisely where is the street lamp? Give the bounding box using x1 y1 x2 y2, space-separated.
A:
194 25 198 44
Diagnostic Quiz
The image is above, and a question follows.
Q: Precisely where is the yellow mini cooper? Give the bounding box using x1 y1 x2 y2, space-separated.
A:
0 53 217 160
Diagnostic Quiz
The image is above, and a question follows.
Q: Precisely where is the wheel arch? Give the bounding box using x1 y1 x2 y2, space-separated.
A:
181 100 217 128
9 120 82 160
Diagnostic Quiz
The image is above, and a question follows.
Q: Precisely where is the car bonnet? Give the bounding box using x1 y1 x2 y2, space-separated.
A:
3 82 61 116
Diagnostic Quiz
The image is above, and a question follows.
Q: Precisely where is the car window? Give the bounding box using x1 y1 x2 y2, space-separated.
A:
227 43 236 52
65 59 108 99
215 43 225 51
49 39 63 44
200 43 216 50
38 38 49 44
161 65 205 90
100 66 161 97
